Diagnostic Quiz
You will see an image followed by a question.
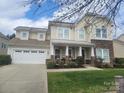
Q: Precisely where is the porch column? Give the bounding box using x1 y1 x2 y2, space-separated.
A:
78 46 82 56
65 45 69 56
91 47 95 57
51 44 54 55
91 47 95 65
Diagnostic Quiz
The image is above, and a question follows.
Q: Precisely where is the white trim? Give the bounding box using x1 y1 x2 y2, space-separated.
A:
65 45 69 56
78 46 82 56
51 44 54 55
91 47 95 57
51 39 94 46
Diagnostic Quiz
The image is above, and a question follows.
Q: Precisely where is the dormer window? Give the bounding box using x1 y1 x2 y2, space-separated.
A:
20 31 29 40
22 32 27 38
37 33 45 41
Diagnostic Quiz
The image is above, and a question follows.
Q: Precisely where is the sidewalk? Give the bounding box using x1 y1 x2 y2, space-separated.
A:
47 66 102 72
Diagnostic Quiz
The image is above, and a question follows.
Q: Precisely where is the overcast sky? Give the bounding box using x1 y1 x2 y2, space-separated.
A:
0 0 124 36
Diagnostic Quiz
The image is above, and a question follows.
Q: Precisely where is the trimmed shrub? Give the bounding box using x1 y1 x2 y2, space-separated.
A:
102 63 112 68
75 57 84 67
115 58 124 65
46 57 85 69
0 55 12 65
47 62 56 69
68 62 78 68
114 58 124 68
94 58 104 68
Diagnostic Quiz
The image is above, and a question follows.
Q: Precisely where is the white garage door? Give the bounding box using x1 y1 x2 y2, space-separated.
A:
12 48 47 64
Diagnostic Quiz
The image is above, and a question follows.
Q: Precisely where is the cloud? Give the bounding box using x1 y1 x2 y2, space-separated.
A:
0 0 30 19
0 17 51 35
0 0 51 35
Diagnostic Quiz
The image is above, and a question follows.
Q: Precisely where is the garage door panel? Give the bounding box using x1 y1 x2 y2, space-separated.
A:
12 48 47 64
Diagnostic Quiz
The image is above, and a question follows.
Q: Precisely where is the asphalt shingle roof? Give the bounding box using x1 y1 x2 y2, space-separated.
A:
0 32 8 40
9 38 50 49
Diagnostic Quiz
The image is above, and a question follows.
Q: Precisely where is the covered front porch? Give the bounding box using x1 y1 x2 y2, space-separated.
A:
50 40 95 64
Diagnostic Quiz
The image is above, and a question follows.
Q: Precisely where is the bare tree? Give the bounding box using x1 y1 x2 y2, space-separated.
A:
26 0 123 23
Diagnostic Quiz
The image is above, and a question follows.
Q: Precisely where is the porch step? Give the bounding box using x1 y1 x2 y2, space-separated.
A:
83 64 101 70
83 64 93 68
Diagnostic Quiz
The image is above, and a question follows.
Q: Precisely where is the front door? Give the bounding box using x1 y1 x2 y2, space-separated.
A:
55 48 60 59
69 48 73 58
82 49 85 63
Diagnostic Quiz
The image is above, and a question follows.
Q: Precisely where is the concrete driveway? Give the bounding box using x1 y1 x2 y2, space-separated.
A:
0 64 48 93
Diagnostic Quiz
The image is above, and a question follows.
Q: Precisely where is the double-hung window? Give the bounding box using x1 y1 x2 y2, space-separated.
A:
22 32 27 38
96 48 110 62
58 28 69 39
20 31 29 40
96 29 101 38
1 43 6 48
102 27 107 38
96 26 107 39
78 28 85 40
37 33 45 41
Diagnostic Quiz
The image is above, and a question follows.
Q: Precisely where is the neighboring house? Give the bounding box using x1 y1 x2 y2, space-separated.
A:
0 32 9 55
113 34 124 58
8 13 114 65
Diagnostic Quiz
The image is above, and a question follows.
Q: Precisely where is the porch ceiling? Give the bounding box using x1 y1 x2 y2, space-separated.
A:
51 40 95 47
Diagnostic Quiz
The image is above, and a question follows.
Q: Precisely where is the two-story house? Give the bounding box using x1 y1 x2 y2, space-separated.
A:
8 13 114 65
0 32 9 55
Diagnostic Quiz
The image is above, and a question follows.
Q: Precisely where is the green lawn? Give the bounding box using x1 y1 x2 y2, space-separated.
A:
48 69 124 93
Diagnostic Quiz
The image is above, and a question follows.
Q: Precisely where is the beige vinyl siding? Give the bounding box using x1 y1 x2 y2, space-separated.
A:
29 32 37 40
16 31 47 40
113 41 124 58
90 19 113 40
0 37 8 55
75 16 113 41
118 35 124 41
50 16 113 42
16 31 20 39
50 26 58 40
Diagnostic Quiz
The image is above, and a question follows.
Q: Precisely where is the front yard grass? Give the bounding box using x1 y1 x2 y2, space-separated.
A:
48 69 124 93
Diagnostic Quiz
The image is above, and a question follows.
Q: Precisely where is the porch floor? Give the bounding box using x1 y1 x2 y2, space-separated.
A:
47 66 102 72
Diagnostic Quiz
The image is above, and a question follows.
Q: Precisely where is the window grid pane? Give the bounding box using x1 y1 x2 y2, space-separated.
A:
103 49 109 61
58 28 63 39
79 30 84 39
96 48 110 62
96 48 102 58
39 34 43 39
96 29 101 38
58 28 69 39
102 28 107 38
22 32 27 38
64 29 69 39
